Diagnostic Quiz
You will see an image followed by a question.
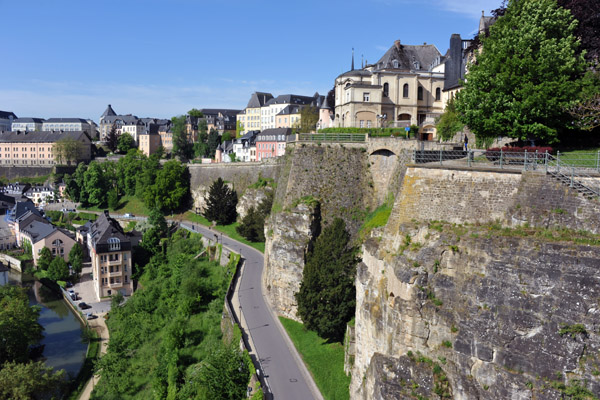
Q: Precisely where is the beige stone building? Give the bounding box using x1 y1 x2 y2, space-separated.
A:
237 92 273 134
85 211 133 299
334 41 446 139
0 130 91 166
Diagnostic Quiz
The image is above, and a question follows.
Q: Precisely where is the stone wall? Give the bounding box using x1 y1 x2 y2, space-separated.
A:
263 203 320 320
352 223 600 399
0 166 54 180
189 162 282 213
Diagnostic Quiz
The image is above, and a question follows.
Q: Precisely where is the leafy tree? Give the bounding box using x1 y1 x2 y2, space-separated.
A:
107 187 119 209
37 247 53 271
296 218 359 342
142 208 169 256
117 132 135 154
68 243 84 275
435 98 464 141
106 123 120 153
0 286 44 365
558 0 600 61
235 120 244 137
52 137 82 165
65 162 88 203
206 128 221 158
203 178 237 225
236 191 273 242
194 344 250 400
0 361 66 400
84 161 108 207
144 160 190 213
455 0 587 145
171 115 192 160
222 131 232 142
47 257 69 282
188 108 204 118
299 105 319 133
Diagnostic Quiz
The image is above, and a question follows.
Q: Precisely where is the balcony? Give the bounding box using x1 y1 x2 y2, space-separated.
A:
109 271 122 277
108 258 121 266
109 281 123 288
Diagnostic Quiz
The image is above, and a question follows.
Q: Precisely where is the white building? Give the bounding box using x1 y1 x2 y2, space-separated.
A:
0 111 17 132
43 118 93 137
12 118 45 132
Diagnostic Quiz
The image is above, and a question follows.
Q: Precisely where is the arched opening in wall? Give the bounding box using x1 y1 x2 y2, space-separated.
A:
356 111 376 129
435 87 441 101
422 125 436 141
383 83 389 97
370 149 396 157
403 83 409 98
398 113 411 128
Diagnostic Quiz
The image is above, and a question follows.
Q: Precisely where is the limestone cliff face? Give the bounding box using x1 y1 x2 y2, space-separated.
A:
236 187 273 219
263 203 320 320
352 223 600 399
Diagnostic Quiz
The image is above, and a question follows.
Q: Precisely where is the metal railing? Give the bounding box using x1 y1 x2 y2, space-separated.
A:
412 149 600 197
297 133 367 143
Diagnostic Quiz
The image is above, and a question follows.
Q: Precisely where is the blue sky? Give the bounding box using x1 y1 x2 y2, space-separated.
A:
1 0 501 122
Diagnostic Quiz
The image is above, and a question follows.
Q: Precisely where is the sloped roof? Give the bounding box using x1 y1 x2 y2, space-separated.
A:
0 130 90 143
321 96 332 110
277 105 303 116
266 94 315 106
0 111 17 119
13 118 45 123
101 104 117 119
13 200 41 220
246 92 274 108
20 219 56 244
88 211 131 253
44 118 89 124
375 41 441 71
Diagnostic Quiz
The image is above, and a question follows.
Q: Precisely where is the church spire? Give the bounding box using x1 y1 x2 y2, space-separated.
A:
351 48 355 71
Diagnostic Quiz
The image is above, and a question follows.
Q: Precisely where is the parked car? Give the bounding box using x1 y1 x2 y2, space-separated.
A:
78 302 91 310
123 213 134 218
86 313 97 320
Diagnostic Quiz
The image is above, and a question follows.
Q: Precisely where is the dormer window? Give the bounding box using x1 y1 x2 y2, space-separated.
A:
392 59 399 68
108 237 120 251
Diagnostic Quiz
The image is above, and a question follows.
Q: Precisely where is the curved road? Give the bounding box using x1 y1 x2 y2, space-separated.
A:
181 222 321 400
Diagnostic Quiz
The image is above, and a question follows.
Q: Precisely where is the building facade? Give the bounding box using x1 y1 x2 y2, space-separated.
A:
334 41 446 139
12 118 45 132
237 92 274 135
87 211 134 299
255 128 291 161
42 118 93 137
0 131 91 166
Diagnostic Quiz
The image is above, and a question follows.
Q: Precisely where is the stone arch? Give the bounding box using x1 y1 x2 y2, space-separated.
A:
369 148 396 157
398 113 411 122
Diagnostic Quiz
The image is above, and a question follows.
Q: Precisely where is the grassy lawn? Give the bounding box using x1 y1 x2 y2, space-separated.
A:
79 195 149 215
279 317 350 400
556 148 600 168
182 211 265 253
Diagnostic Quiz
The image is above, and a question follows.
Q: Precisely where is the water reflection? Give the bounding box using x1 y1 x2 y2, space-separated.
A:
2 268 87 378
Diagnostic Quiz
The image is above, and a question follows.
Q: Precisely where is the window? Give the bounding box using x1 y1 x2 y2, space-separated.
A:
346 91 350 102
360 120 365 128
403 84 409 98
383 83 389 97
363 92 370 102
367 120 372 128
393 59 399 68
418 86 423 101
435 87 441 101
108 237 120 251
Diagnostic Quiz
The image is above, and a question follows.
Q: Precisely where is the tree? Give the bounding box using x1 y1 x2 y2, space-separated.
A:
117 132 135 153
107 187 119 209
455 0 587 145
435 98 464 141
296 218 359 342
171 115 192 160
194 344 250 400
299 105 319 133
84 162 108 207
203 178 237 225
0 361 66 400
222 131 232 142
235 120 244 137
188 108 204 118
144 160 190 213
68 243 84 276
52 137 82 165
65 162 88 203
47 257 69 282
0 286 44 365
106 123 120 153
236 191 273 242
206 128 221 158
37 247 53 271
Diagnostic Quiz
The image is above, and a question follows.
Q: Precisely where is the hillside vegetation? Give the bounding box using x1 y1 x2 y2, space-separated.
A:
91 230 251 400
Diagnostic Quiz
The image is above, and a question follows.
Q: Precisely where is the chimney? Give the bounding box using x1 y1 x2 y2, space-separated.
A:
394 40 401 50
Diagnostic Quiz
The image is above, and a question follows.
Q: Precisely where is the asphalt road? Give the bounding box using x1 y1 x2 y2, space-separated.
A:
181 222 320 400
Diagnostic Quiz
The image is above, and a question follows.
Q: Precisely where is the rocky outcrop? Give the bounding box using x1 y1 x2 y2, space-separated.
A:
352 222 600 399
263 202 320 320
236 187 273 219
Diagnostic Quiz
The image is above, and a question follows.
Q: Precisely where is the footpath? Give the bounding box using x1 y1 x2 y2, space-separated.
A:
77 313 109 400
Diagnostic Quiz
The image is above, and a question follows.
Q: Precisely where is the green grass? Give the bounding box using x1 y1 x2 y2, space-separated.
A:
556 148 600 168
358 204 392 240
279 317 350 400
79 195 149 215
182 211 265 253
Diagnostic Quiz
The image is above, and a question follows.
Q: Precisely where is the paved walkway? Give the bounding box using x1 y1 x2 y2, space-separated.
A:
77 313 109 400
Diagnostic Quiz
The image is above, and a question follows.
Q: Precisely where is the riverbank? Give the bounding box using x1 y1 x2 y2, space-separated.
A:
76 314 109 400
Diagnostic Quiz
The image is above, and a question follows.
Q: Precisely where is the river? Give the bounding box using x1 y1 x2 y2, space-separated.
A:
2 267 87 378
